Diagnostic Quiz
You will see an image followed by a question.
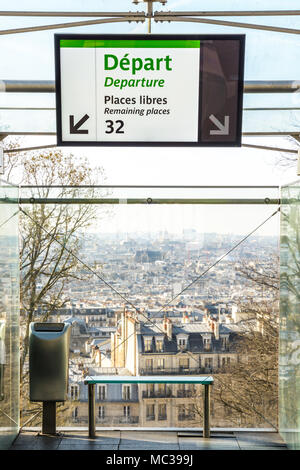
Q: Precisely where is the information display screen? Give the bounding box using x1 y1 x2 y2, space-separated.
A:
55 34 245 147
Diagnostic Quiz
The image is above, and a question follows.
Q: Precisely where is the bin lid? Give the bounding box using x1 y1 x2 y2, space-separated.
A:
33 323 65 332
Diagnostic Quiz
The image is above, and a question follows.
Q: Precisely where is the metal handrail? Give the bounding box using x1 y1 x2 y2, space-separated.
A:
1 80 299 93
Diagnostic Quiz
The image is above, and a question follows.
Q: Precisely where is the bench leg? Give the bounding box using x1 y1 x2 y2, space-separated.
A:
88 383 96 438
42 401 56 435
203 384 210 439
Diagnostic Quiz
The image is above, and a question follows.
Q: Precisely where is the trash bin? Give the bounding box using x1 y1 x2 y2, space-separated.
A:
29 322 71 434
29 322 71 402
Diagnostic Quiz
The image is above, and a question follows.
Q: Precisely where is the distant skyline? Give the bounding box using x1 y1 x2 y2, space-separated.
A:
88 202 280 236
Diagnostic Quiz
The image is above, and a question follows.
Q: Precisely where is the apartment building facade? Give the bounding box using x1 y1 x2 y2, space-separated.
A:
64 311 245 427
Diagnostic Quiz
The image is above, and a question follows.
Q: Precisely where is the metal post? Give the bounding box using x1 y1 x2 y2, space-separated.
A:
88 383 96 438
203 384 210 438
42 401 56 435
147 1 153 34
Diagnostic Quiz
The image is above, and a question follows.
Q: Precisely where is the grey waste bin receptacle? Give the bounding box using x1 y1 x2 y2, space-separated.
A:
29 322 71 402
29 322 71 434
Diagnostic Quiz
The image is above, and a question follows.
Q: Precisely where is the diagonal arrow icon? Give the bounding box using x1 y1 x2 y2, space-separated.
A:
209 115 230 135
69 114 89 134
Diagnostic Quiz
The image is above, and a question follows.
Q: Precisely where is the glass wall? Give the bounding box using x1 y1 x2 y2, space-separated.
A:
280 180 300 449
0 181 19 449
17 186 280 431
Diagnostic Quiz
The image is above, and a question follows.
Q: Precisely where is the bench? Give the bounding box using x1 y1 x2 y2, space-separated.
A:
84 375 214 438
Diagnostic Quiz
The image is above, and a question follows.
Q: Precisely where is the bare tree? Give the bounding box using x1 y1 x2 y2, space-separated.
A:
3 143 109 424
188 254 280 429
17 150 108 373
214 255 279 429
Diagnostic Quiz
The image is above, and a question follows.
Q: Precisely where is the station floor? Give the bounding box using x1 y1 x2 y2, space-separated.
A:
10 429 288 451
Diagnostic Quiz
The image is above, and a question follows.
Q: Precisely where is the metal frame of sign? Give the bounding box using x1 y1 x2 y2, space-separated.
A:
55 34 245 147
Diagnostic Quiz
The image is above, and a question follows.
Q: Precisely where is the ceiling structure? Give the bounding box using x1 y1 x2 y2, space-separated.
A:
0 0 300 154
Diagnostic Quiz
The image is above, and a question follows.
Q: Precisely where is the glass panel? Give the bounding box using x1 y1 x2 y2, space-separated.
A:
0 181 19 449
280 180 300 449
13 186 280 430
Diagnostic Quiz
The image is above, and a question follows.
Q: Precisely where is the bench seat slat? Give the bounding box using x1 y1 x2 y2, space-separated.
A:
84 375 213 385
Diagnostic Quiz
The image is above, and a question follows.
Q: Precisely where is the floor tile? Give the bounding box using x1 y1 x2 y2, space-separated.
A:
57 444 119 450
60 432 120 445
119 444 180 450
9 430 287 451
120 431 178 444
179 438 240 450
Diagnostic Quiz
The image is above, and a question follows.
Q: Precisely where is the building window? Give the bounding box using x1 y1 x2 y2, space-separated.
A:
157 358 165 370
146 404 155 421
98 406 105 419
205 357 213 369
144 337 153 352
98 385 106 400
187 404 195 419
146 358 153 370
124 405 131 417
156 338 164 352
158 404 167 421
72 407 78 419
146 383 154 397
222 337 229 349
178 338 187 349
178 404 195 420
222 357 231 367
177 383 185 397
179 358 189 370
178 404 185 420
122 385 131 401
204 338 211 350
158 383 166 397
70 384 79 400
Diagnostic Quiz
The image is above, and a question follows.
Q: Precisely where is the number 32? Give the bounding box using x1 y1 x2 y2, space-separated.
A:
105 120 124 134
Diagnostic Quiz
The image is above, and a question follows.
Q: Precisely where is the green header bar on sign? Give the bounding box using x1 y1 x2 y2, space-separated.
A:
60 39 200 48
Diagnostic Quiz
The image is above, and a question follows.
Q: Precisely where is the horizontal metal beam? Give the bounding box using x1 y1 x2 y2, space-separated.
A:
243 81 300 93
4 144 57 153
0 80 55 93
1 80 299 93
0 10 298 37
243 132 300 136
154 10 300 17
13 198 281 205
242 143 298 154
0 11 146 17
1 131 299 138
0 16 145 36
19 185 279 189
1 9 299 18
154 16 300 35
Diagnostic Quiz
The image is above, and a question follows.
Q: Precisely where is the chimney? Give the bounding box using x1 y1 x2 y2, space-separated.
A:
166 318 172 340
182 312 189 324
163 315 168 333
215 322 220 340
204 310 209 324
121 308 126 340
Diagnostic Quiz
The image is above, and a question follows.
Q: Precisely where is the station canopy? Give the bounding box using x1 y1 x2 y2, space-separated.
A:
0 0 299 140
